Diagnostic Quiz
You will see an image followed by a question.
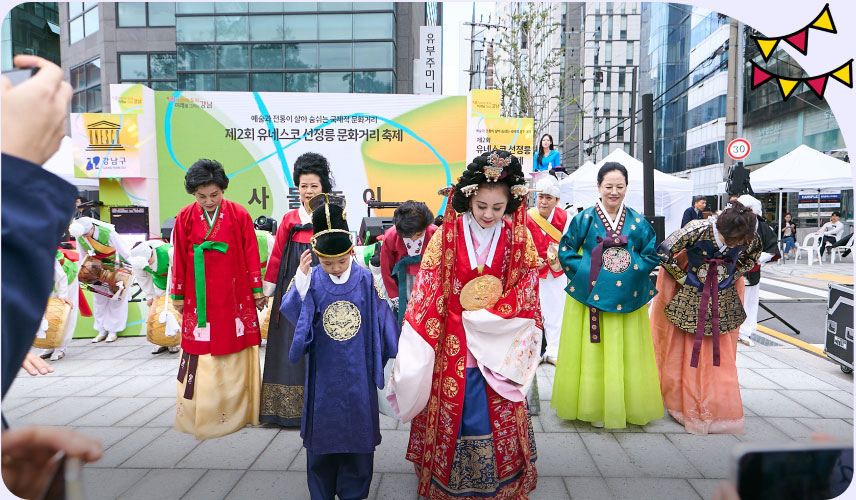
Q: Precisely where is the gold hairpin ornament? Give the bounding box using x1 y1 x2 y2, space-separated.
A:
510 185 528 199
485 152 511 182
460 184 479 198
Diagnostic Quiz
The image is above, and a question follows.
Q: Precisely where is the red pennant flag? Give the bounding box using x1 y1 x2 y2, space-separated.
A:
784 29 809 54
752 65 773 88
806 75 828 98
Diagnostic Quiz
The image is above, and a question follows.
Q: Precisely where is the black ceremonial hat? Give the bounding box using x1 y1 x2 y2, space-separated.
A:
309 194 353 258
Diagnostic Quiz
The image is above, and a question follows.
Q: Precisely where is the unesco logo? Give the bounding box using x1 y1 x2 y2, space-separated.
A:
85 120 125 152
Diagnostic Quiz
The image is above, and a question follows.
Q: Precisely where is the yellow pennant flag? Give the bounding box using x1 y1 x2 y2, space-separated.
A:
755 38 780 61
831 60 852 87
778 78 800 99
811 5 836 33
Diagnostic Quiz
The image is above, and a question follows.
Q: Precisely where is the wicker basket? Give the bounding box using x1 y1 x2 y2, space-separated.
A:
32 298 71 349
146 295 181 347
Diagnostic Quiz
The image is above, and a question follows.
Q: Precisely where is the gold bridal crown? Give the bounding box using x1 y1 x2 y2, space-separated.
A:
484 152 511 182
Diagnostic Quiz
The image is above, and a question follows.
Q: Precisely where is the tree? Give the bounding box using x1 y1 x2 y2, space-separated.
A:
489 3 583 151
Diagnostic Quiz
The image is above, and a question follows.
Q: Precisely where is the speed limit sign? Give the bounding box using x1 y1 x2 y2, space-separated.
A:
727 138 751 161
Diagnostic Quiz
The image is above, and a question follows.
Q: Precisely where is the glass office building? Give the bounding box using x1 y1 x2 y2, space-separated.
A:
1 2 60 71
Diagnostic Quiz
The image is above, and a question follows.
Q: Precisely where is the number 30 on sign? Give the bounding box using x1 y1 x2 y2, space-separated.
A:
727 138 751 161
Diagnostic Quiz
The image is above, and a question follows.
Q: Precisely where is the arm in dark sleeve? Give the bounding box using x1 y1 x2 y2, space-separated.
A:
379 227 400 299
681 207 693 228
1 154 77 398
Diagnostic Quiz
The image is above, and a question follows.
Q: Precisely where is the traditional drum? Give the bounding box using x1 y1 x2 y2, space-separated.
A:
78 256 133 299
259 297 273 340
146 295 181 347
32 298 71 349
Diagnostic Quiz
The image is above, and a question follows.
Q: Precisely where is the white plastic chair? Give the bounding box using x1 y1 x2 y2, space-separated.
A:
830 235 854 264
795 233 823 266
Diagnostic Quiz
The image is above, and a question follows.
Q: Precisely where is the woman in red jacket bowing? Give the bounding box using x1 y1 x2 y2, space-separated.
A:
260 152 333 426
171 159 267 440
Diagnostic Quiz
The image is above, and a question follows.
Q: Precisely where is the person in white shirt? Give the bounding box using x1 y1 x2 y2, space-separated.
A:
130 240 180 354
816 211 844 256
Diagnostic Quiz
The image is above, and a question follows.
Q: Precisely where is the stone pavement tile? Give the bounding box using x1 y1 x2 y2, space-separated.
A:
29 376 114 397
21 358 92 377
780 390 854 418
178 427 279 469
765 417 817 441
689 478 722 500
822 390 855 409
146 404 178 427
99 375 174 397
125 358 180 376
0 396 36 411
667 434 741 479
4 375 52 397
564 477 615 500
225 470 310 500
290 447 307 471
82 467 149 500
614 433 702 478
739 389 820 418
18 396 114 426
752 369 837 391
641 414 687 433
81 345 145 360
122 429 203 468
64 358 148 377
115 398 176 426
72 426 136 450
95 427 169 467
74 376 133 396
374 430 413 473
135 378 179 397
530 415 545 432
579 432 642 478
71 397 155 427
538 407 578 433
115 346 170 360
397 419 411 431
538 376 554 401
2 397 58 420
379 412 398 430
736 417 794 444
365 473 382 500
535 432 599 476
180 470 245 500
530 476 570 500
740 351 792 369
118 469 206 500
605 478 701 500
251 429 303 470
737 368 783 389
373 472 419 500
573 420 644 433
795 418 854 441
734 354 768 369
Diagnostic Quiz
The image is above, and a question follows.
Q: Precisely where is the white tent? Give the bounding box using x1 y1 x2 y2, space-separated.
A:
558 148 694 235
748 144 853 232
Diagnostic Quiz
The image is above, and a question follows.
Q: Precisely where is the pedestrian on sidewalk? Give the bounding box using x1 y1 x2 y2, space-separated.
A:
260 153 332 427
130 240 181 354
281 195 399 500
171 159 266 440
682 195 707 228
650 201 761 435
736 195 780 347
780 212 797 260
816 211 844 257
551 162 664 429
389 151 541 499
525 176 571 365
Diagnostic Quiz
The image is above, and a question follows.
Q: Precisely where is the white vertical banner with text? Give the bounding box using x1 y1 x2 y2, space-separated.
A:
416 26 441 95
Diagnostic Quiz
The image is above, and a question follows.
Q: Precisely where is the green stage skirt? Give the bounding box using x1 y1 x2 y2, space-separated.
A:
551 296 664 428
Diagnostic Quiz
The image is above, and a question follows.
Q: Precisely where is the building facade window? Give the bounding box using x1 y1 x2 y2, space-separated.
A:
626 40 634 64
620 15 627 39
68 2 98 44
117 2 176 28
119 52 178 90
71 57 101 112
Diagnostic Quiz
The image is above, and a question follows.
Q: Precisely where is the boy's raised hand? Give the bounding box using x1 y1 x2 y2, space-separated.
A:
299 249 312 276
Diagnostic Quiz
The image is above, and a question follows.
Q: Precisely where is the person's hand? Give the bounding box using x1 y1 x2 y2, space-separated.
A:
147 298 154 307
255 297 267 311
298 249 312 276
21 352 53 376
713 480 740 500
1 426 102 499
1 55 72 165
174 302 183 315
61 298 73 307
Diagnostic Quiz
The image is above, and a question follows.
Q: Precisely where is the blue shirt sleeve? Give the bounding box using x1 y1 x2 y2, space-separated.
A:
548 150 561 169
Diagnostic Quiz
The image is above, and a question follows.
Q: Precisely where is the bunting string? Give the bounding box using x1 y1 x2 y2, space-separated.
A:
752 3 836 61
750 59 852 100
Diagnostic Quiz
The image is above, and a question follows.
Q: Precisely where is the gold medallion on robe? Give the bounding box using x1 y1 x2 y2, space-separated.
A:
322 300 361 341
459 274 503 311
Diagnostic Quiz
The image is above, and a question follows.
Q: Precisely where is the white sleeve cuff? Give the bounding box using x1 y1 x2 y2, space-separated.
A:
389 321 435 422
294 267 311 300
263 280 276 297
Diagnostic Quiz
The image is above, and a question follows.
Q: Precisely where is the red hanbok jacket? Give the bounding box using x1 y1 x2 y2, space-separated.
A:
379 224 438 299
525 206 569 279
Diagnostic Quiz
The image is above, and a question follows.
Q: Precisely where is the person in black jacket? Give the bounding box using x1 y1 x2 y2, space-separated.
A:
681 195 706 227
736 195 780 347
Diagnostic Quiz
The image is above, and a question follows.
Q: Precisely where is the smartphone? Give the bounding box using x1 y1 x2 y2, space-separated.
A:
37 452 83 500
733 442 854 500
1 66 39 86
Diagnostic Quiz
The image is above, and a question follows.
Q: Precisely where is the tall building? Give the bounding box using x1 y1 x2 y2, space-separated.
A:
560 2 584 170
59 2 437 113
1 2 60 71
579 2 642 165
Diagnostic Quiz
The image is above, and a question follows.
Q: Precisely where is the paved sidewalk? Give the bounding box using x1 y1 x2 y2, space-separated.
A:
4 334 852 500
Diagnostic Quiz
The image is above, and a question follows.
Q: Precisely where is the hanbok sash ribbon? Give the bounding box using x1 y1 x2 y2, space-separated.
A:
177 350 199 400
587 234 628 343
690 257 729 368
192 241 228 327
391 254 422 324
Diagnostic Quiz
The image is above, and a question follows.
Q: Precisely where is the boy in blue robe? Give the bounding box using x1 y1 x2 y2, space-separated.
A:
281 194 400 500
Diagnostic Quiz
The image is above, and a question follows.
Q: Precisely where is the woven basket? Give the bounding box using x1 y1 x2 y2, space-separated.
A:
32 298 71 349
146 295 181 347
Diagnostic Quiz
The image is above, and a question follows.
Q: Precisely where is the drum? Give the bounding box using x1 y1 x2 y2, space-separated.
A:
78 256 133 299
259 297 273 340
146 295 181 347
32 298 71 349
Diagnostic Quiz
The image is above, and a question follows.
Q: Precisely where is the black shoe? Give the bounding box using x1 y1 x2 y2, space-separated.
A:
151 345 168 354
843 250 851 258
